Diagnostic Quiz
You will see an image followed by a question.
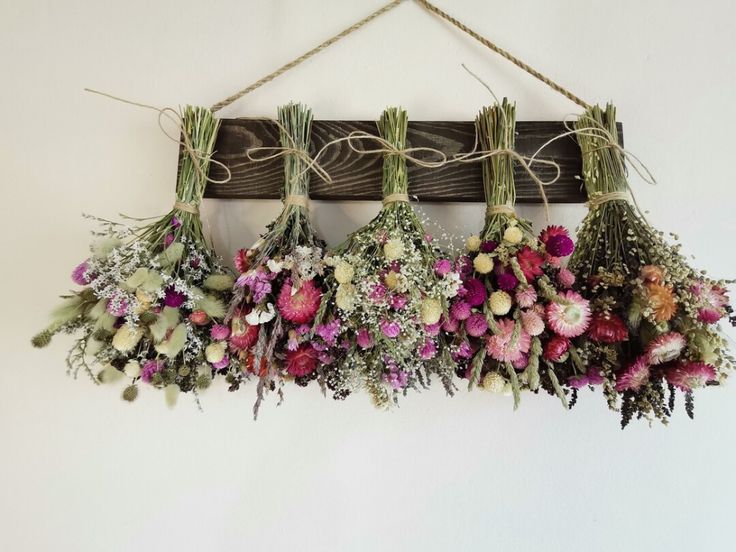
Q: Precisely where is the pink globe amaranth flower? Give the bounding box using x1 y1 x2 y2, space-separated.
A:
71 260 94 285
515 286 537 308
665 361 717 392
386 369 409 390
557 268 575 288
587 313 628 343
480 240 498 253
164 286 186 308
357 328 374 349
497 271 519 291
107 290 130 317
463 278 487 307
545 234 574 258
512 352 529 370
141 359 164 383
316 319 341 347
521 309 545 336
455 255 473 276
516 247 545 282
434 258 453 276
277 279 321 324
543 335 570 362
424 321 441 337
285 343 319 376
485 318 531 363
390 294 408 310
442 316 460 333
369 283 388 303
418 339 437 360
465 312 488 337
568 367 605 389
210 324 230 341
646 332 686 365
615 356 651 392
546 291 591 338
212 355 230 370
450 300 471 321
453 340 473 360
380 319 401 338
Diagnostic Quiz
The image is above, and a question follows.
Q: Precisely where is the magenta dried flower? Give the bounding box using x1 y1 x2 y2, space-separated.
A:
164 287 186 308
71 260 94 286
210 324 230 341
380 319 401 338
463 278 487 307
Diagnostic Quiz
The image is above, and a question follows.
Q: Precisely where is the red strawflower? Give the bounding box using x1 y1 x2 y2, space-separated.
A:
516 247 545 282
543 335 570 362
665 361 716 392
285 343 319 376
539 225 569 244
229 308 260 351
277 279 322 324
233 248 251 274
587 313 628 343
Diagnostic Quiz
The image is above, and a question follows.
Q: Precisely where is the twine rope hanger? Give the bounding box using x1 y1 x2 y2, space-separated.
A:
210 0 592 113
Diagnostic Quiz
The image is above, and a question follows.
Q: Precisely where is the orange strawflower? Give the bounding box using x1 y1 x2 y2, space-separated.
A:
645 282 677 322
640 265 664 285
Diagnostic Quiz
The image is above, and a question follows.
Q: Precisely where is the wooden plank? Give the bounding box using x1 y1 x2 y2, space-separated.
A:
203 119 624 203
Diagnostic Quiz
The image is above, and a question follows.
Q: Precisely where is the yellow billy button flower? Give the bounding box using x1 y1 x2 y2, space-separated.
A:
466 234 482 252
481 371 506 393
335 283 357 311
503 225 523 244
334 261 354 284
473 253 494 274
205 341 226 364
420 298 443 325
383 239 404 261
489 290 512 316
384 270 400 290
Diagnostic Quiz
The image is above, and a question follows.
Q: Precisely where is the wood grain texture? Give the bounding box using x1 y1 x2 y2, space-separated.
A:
203 119 624 203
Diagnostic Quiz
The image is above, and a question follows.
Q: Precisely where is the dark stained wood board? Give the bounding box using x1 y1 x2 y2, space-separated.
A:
203 120 624 203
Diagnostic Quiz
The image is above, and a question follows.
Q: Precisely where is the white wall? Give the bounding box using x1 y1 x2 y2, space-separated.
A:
2 1 735 550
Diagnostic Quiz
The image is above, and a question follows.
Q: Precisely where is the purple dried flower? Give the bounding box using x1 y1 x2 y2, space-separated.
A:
450 300 471 321
480 240 498 253
390 294 408 310
418 339 437 360
464 312 488 337
380 319 401 338
141 360 164 383
164 233 175 248
210 324 230 341
357 328 374 349
171 216 182 229
164 287 186 308
463 278 487 307
71 260 94 286
546 235 574 257
434 259 453 276
212 355 230 370
316 319 341 347
497 272 519 291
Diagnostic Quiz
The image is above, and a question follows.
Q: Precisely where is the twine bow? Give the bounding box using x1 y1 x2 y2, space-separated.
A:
84 88 232 214
245 117 333 186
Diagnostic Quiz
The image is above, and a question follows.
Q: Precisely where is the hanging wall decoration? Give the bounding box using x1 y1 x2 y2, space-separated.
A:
447 99 587 408
566 104 735 427
225 103 330 417
315 107 462 407
32 0 734 426
32 106 235 405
